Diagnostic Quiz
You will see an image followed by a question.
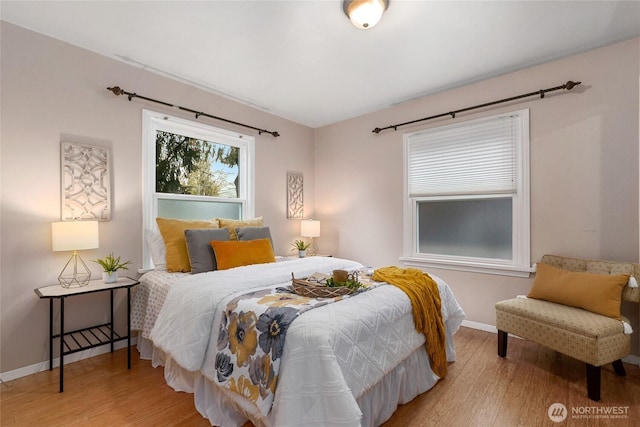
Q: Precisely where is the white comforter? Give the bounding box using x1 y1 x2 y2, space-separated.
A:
149 257 465 427
151 257 363 371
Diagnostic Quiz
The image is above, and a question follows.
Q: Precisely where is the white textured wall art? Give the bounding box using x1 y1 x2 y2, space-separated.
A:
61 142 111 221
287 172 304 219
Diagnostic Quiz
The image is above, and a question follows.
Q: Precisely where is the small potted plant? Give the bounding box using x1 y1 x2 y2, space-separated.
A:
93 252 131 283
291 239 311 258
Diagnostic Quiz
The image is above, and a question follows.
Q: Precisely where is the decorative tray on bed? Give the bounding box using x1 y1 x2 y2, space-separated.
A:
291 272 362 298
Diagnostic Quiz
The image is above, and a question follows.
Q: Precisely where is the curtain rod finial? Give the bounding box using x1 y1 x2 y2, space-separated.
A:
107 86 124 96
565 81 581 90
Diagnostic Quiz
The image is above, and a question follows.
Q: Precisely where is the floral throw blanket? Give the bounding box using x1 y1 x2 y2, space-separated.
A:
214 284 371 416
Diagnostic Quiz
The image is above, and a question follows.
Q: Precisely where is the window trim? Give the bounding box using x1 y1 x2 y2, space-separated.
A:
401 109 533 277
142 109 255 269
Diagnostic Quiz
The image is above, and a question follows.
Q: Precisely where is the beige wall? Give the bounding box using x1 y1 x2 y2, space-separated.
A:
314 38 640 352
1 22 639 375
0 23 316 373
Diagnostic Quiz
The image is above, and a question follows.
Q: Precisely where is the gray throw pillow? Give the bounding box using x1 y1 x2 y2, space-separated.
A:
235 226 273 248
184 228 230 274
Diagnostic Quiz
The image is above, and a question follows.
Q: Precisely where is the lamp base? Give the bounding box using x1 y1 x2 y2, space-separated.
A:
58 251 91 288
308 237 319 257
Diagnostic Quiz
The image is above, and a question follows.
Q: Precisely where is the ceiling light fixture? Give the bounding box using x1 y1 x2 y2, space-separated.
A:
343 0 389 29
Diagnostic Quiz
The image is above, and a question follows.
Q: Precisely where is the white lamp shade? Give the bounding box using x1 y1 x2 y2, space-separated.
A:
51 221 99 251
346 0 387 29
301 219 321 238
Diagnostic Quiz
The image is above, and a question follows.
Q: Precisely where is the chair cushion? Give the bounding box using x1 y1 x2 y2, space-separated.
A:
496 298 623 338
496 298 629 366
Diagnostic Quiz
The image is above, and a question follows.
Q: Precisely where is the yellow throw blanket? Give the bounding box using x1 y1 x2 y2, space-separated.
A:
372 266 447 378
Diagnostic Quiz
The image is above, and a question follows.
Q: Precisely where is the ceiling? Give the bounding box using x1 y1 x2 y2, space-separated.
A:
2 1 639 128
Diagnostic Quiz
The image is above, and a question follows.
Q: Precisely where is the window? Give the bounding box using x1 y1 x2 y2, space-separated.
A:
142 109 255 269
401 110 532 277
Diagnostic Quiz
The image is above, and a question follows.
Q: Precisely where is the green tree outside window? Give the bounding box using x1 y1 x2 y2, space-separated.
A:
155 131 239 197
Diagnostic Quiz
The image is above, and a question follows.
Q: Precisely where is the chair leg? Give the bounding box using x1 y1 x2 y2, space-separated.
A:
612 359 626 376
497 330 508 357
586 364 601 402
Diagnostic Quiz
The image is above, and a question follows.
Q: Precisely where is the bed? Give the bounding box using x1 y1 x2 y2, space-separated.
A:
132 242 464 427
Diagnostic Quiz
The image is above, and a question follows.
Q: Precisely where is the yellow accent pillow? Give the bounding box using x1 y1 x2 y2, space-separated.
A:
210 238 275 270
528 262 629 319
218 216 264 240
156 217 219 272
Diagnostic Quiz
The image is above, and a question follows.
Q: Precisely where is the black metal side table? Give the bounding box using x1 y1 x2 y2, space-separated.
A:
35 277 140 392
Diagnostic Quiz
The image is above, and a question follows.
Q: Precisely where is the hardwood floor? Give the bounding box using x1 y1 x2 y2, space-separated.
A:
2 327 638 426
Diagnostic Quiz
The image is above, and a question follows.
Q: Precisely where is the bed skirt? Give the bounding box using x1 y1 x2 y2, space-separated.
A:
137 337 439 427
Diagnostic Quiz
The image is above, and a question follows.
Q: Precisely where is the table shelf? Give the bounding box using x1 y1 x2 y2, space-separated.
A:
55 323 126 355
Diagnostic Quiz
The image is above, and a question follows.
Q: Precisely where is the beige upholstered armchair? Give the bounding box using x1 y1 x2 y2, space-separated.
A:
495 255 639 401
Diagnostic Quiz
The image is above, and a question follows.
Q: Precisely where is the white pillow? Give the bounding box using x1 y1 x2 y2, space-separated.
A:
145 229 166 270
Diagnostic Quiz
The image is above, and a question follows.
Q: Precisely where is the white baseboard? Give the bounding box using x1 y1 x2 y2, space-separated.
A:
0 337 137 383
4 321 639 382
461 320 640 366
461 319 498 334
622 354 640 366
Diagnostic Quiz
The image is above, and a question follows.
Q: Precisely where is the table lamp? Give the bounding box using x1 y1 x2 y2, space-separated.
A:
300 219 320 256
51 221 99 288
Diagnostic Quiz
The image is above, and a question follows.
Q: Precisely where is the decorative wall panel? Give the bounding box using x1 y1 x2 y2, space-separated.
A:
287 172 303 219
61 142 111 221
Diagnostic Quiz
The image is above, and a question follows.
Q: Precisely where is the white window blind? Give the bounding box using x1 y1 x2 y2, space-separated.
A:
408 113 520 197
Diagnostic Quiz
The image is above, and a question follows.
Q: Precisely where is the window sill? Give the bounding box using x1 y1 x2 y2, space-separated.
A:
399 256 535 278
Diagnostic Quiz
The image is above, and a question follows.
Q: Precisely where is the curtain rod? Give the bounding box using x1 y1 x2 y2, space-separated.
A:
372 80 581 134
106 86 280 138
